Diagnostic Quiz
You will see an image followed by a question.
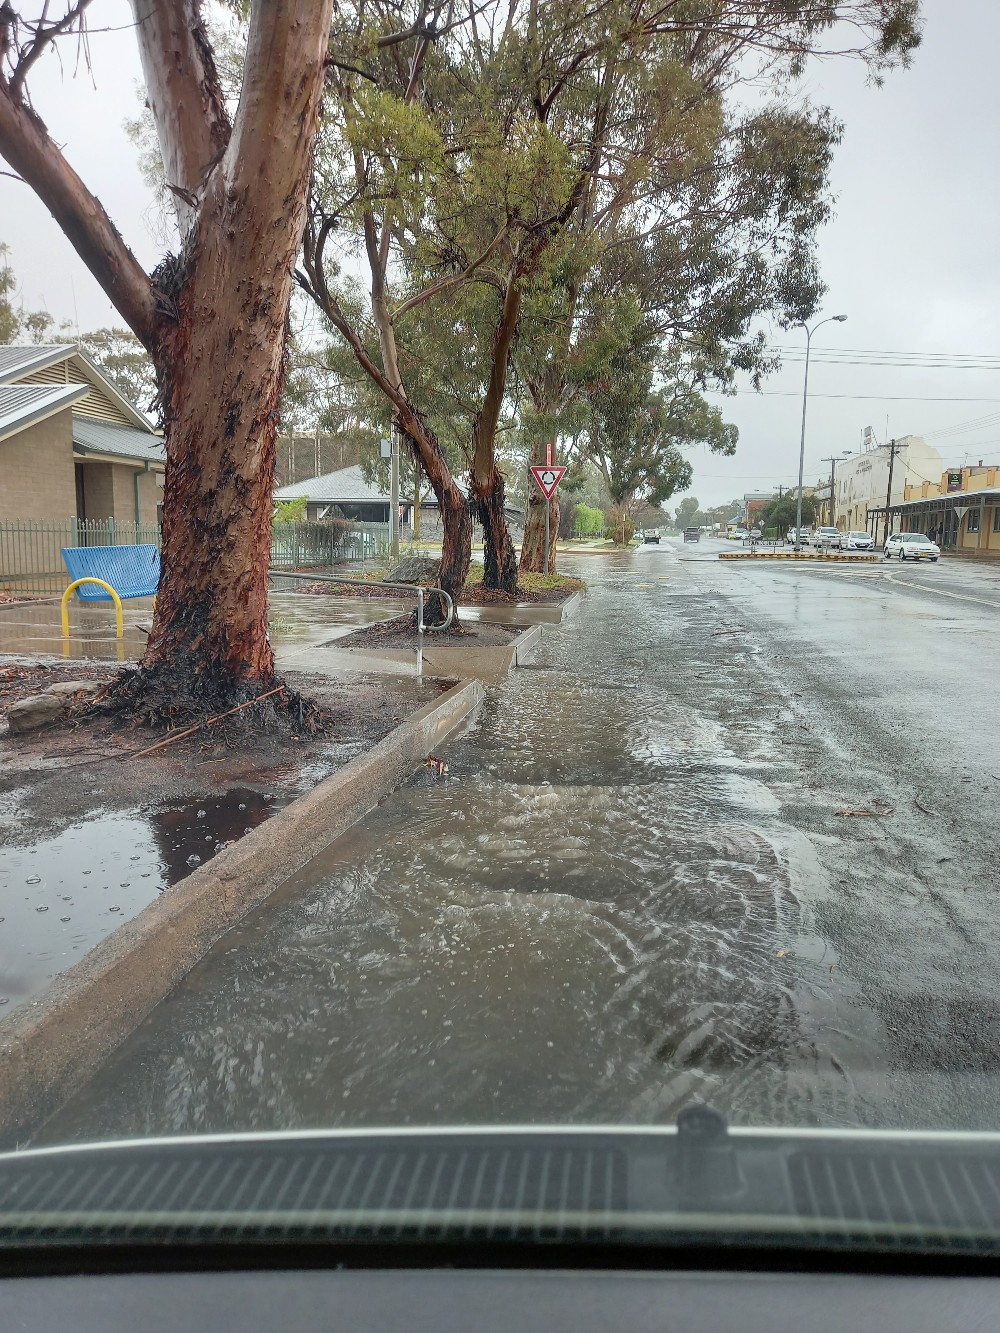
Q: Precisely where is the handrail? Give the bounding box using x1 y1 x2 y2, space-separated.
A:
61 577 124 641
267 570 455 632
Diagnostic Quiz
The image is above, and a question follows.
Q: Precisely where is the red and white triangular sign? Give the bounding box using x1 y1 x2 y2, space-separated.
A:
530 464 567 499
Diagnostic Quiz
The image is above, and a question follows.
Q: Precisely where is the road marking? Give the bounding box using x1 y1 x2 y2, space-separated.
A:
882 570 1000 610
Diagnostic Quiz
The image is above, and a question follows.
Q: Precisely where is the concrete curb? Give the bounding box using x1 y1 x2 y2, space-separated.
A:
0 677 484 1142
558 590 583 620
718 552 879 562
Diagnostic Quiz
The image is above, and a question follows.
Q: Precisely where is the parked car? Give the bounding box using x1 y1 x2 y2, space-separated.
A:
884 531 941 562
643 529 661 544
844 530 875 551
785 527 810 545
748 527 762 540
812 526 842 550
682 527 700 542
733 527 749 541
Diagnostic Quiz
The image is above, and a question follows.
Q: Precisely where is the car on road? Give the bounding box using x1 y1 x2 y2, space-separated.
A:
844 530 875 551
812 526 842 550
682 527 700 542
785 527 810 545
884 531 941 561
643 529 660 544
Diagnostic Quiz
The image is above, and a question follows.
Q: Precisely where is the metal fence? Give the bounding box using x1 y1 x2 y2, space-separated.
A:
270 520 390 570
0 517 392 597
0 519 162 595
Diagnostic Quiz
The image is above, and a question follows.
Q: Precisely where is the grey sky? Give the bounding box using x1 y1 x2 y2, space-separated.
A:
2 1 998 509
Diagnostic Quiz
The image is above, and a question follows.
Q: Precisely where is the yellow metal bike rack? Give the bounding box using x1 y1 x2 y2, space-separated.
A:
61 577 125 642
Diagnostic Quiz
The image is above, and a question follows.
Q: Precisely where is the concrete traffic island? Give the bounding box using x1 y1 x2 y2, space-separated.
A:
719 551 880 562
0 677 484 1143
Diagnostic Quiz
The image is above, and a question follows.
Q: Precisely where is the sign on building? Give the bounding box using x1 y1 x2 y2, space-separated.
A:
947 470 963 492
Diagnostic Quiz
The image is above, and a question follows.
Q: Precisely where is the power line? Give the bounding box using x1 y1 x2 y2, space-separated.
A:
705 390 1000 402
771 345 1000 368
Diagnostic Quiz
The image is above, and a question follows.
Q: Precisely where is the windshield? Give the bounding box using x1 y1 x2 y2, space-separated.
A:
5 0 1000 1270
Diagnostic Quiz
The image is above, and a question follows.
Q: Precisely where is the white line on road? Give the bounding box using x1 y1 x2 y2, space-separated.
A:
881 570 1000 611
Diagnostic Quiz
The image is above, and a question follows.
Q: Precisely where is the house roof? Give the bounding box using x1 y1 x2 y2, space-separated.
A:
0 382 89 441
0 342 154 432
275 465 387 504
275 463 467 505
72 417 166 466
0 344 70 383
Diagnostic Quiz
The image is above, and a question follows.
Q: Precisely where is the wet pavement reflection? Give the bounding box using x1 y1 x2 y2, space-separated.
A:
45 547 872 1142
0 788 284 1012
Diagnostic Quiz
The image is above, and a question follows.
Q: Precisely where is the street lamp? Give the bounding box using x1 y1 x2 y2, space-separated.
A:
793 313 848 552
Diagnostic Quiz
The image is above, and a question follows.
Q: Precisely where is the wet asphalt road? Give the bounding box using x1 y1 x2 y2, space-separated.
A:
38 541 1000 1142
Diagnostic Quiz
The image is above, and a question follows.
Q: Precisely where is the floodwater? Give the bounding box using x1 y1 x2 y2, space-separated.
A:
0 788 284 1012
0 590 404 661
45 548 869 1141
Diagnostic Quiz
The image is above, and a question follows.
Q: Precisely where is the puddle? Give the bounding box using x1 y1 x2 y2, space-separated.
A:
0 787 284 1012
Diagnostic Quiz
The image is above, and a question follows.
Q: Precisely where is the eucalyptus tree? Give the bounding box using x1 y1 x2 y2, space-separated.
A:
0 0 337 719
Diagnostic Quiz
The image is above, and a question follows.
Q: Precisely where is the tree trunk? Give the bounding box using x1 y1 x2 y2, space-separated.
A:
0 0 335 721
397 406 470 621
472 464 519 594
133 0 335 715
520 480 559 574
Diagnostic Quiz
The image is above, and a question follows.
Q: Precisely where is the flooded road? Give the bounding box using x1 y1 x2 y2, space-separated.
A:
40 543 1000 1142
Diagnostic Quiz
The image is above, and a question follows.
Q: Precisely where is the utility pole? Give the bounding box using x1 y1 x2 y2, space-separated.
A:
882 439 902 546
821 454 850 530
793 313 848 551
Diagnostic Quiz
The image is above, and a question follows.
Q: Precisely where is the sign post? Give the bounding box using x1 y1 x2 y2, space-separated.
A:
529 460 567 576
382 435 399 560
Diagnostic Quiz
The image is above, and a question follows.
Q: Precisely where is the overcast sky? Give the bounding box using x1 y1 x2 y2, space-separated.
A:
2 1 999 509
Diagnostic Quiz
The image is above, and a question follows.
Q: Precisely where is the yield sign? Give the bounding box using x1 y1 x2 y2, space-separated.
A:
530 464 567 499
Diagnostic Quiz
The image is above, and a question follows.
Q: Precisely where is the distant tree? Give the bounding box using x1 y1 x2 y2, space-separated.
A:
0 242 61 343
675 497 704 530
71 328 158 414
760 493 817 533
0 243 17 343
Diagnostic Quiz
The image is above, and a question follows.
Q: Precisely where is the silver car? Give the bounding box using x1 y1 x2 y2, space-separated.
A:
844 530 875 551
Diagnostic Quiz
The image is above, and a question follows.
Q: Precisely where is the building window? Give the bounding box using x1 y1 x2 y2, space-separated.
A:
968 509 981 533
993 507 1000 533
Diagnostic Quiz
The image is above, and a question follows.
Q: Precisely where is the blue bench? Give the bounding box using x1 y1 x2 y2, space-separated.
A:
61 545 160 601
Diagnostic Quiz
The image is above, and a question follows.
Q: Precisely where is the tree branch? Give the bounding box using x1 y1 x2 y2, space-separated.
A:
10 0 95 97
0 82 160 346
390 224 509 321
128 0 230 234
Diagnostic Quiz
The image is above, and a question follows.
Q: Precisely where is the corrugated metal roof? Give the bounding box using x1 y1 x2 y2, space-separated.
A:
0 344 70 384
275 464 391 504
0 382 88 439
72 417 165 465
275 463 463 505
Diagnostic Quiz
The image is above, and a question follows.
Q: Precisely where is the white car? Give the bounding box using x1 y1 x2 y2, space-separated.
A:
884 532 940 562
785 527 810 545
812 526 842 550
844 530 875 551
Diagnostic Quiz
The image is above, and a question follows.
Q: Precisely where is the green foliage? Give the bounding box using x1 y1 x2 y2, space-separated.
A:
72 328 158 412
573 503 605 537
759 494 818 533
273 496 308 522
674 497 704 530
